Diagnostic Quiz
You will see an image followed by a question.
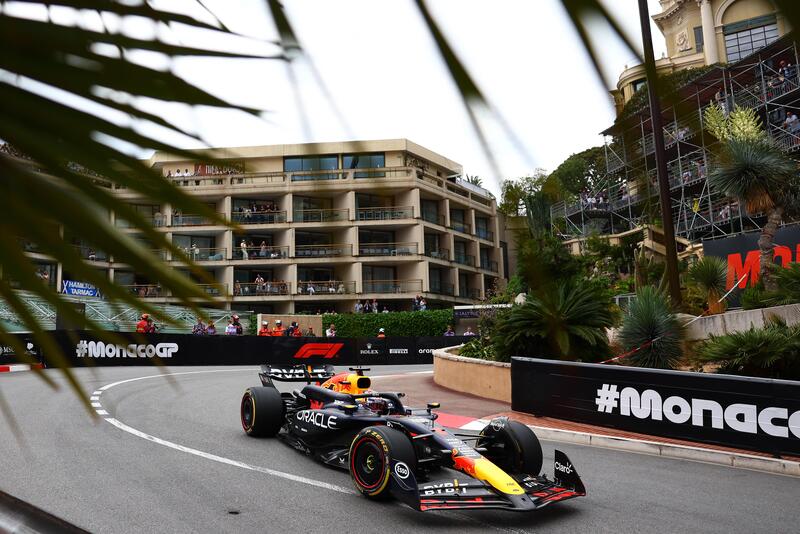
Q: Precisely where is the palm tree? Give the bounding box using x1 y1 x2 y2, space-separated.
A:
703 106 798 291
687 257 728 314
618 286 684 369
492 278 616 363
465 174 483 187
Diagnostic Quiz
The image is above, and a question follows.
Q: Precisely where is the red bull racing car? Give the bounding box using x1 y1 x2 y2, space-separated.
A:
239 365 586 512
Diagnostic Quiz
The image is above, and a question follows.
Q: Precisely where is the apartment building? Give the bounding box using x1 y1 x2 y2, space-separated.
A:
53 139 503 314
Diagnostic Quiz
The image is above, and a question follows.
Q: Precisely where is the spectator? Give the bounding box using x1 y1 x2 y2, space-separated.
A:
784 111 799 133
259 241 268 258
192 318 206 335
240 240 249 260
225 320 237 335
234 280 243 296
372 299 379 313
443 325 455 336
363 300 371 313
308 284 316 296
377 327 386 338
291 322 302 337
354 300 363 313
87 249 97 261
463 326 477 336
337 282 345 294
154 211 163 227
419 298 427 311
136 313 149 333
232 314 243 335
305 326 316 337
382 306 389 313
271 319 285 336
258 321 270 336
145 316 157 333
191 243 200 261
326 323 337 337
206 321 217 335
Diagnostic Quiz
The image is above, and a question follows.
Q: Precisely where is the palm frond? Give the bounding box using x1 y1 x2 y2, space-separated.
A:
619 286 684 369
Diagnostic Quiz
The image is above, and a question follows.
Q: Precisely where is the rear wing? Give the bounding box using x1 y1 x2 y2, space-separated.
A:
259 364 336 386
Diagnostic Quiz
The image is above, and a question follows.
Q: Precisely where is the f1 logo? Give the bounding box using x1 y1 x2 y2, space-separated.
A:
293 343 344 359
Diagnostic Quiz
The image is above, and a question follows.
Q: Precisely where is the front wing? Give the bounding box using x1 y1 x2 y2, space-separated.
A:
390 450 586 512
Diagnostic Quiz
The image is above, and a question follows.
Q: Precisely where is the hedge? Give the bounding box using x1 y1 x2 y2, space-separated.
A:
321 309 454 337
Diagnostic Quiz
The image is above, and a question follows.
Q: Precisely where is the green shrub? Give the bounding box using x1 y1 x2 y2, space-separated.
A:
321 309 453 337
741 284 769 310
491 279 616 363
693 318 800 379
688 256 727 314
458 337 496 361
773 262 800 303
618 286 685 369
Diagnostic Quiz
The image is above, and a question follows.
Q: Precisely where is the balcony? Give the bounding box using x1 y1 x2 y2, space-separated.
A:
476 228 494 241
454 254 475 267
480 259 499 272
363 279 423 294
429 281 454 296
290 169 348 182
171 247 226 262
293 208 349 223
170 213 225 227
358 242 418 257
424 248 449 261
356 206 414 221
231 210 287 225
459 287 481 299
234 245 289 261
228 171 285 186
73 244 108 262
234 281 289 296
122 284 163 298
198 283 227 297
297 280 356 295
294 244 352 258
422 212 445 226
449 220 472 234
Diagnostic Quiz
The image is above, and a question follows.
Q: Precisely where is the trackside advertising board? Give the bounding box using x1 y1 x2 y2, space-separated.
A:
702 225 800 290
23 331 468 367
511 357 800 456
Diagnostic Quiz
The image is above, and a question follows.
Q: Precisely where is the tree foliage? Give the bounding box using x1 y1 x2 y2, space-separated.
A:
618 286 684 369
687 257 728 314
547 146 607 198
321 310 453 338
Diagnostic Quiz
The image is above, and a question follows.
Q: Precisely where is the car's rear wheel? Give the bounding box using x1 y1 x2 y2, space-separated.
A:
241 387 284 437
477 419 543 475
349 426 416 500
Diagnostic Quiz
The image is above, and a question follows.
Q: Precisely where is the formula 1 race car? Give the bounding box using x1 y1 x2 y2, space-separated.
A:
239 364 586 512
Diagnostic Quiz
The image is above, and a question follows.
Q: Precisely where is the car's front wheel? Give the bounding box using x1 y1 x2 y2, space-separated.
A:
240 387 284 437
349 426 416 500
477 418 543 475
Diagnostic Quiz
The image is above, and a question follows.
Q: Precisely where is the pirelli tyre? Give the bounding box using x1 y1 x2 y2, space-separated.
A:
241 387 284 437
349 426 416 500
477 419 543 476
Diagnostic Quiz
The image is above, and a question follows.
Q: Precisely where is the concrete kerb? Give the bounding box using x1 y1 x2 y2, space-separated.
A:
430 346 800 477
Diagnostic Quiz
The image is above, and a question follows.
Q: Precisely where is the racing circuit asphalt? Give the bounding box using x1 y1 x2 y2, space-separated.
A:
1 365 798 534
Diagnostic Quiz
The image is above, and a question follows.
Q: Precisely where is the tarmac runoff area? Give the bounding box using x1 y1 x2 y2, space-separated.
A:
0 365 798 534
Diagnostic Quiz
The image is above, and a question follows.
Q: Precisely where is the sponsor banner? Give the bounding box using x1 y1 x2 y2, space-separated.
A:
702 225 800 290
29 331 469 367
61 280 102 298
0 336 40 365
511 357 800 456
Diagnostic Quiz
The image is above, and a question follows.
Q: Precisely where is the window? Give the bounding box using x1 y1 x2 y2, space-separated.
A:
284 155 339 181
631 78 647 93
173 235 214 250
723 16 779 62
694 26 704 53
343 153 385 178
421 200 441 225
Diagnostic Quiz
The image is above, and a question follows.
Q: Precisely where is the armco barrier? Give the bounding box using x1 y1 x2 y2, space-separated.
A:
511 357 800 456
11 331 470 367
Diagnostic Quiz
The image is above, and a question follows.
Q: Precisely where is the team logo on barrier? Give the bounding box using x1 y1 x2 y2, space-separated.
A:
293 343 344 359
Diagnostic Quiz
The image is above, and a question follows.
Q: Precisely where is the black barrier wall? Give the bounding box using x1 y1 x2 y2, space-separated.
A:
511 357 800 456
28 331 468 367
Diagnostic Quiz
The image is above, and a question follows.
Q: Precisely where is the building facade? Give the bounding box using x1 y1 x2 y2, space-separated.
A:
43 139 503 314
613 0 790 109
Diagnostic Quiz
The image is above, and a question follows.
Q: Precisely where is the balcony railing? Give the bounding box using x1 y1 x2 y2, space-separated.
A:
178 247 227 262
72 245 108 261
475 228 494 241
363 279 423 294
290 169 347 182
424 248 449 261
454 254 475 267
233 245 289 260
358 242 418 256
231 210 287 224
422 212 445 226
234 281 289 296
480 259 499 272
297 280 356 295
170 213 225 227
429 281 454 296
459 287 481 299
293 208 349 223
122 284 163 298
294 244 352 258
197 283 227 297
356 206 414 221
228 172 285 186
449 220 472 234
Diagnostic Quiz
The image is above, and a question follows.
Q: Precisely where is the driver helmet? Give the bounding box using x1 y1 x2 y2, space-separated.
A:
365 397 389 415
141 313 149 320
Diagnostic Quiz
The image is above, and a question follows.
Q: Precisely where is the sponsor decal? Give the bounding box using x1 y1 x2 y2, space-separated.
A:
420 481 467 496
389 348 408 355
394 461 410 479
490 418 505 431
359 342 379 356
0 342 38 357
595 384 800 439
75 340 178 359
295 410 338 429
62 279 102 298
554 461 573 475
293 343 343 359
